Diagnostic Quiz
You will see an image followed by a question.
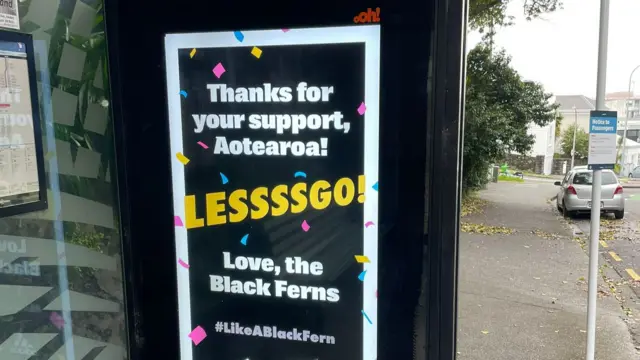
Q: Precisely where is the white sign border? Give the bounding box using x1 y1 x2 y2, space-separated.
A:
164 25 381 360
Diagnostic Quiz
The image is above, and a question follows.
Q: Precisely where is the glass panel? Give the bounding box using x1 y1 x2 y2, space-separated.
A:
0 1 127 359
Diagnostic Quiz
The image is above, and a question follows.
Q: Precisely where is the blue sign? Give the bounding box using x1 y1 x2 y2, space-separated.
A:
589 111 617 134
588 110 618 170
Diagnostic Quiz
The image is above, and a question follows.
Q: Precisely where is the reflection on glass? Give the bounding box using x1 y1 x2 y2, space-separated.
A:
0 1 127 359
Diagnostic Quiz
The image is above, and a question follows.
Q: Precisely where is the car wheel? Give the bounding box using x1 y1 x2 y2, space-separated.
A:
614 210 625 220
563 206 573 219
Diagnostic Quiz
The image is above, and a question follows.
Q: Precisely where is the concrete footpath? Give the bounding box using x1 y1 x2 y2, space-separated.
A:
457 182 638 360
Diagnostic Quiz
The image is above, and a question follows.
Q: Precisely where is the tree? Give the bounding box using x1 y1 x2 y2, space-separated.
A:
461 0 562 193
469 0 563 31
555 113 563 137
560 124 589 159
463 45 559 192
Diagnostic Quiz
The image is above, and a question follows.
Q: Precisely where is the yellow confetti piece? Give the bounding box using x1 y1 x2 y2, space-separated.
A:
481 330 489 335
251 46 263 59
354 255 370 263
190 48 197 58
176 152 190 165
599 240 608 248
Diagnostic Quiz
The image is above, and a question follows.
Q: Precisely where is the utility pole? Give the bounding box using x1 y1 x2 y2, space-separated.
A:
620 65 640 176
586 1 610 359
571 105 577 169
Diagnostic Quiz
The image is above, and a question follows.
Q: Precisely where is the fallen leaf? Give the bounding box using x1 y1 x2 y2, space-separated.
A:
532 229 561 240
461 195 488 217
461 222 514 235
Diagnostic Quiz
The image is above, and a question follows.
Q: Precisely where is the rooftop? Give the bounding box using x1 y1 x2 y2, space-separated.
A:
555 95 601 111
606 91 640 101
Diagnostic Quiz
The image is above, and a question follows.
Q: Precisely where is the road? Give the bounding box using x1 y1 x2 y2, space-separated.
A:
566 186 640 296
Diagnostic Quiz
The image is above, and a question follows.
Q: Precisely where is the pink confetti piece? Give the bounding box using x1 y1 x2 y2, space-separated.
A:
301 220 310 232
174 216 184 227
212 63 226 78
49 312 65 329
365 221 375 228
189 326 207 345
282 28 290 32
197 141 209 149
178 259 190 268
357 102 367 115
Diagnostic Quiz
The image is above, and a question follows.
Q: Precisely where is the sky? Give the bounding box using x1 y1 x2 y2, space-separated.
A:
467 0 640 97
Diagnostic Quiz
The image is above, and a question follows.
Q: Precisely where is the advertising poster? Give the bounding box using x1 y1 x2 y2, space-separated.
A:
164 26 380 360
0 0 19 30
0 40 42 213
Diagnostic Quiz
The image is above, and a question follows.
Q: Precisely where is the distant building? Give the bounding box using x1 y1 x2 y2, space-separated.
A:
511 94 558 175
605 91 640 119
555 95 598 134
618 135 640 176
606 91 640 144
526 121 555 175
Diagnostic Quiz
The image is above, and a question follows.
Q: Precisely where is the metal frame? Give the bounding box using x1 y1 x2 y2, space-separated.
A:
426 0 468 358
105 0 468 359
0 31 48 219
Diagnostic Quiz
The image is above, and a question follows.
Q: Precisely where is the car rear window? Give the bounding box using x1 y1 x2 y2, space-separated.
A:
572 171 618 185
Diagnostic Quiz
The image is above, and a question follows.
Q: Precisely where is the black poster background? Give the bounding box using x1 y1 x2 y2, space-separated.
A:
177 43 367 359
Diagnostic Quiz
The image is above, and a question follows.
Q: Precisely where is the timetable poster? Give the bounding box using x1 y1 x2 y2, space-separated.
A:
164 26 380 360
0 40 41 211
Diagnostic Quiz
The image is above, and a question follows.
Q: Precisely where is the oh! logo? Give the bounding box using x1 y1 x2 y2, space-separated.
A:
353 7 380 23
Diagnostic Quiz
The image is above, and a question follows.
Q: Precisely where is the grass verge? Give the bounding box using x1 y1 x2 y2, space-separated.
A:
498 175 524 183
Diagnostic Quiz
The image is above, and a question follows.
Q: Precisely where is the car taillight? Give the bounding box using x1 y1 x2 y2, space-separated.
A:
615 185 623 195
567 185 577 195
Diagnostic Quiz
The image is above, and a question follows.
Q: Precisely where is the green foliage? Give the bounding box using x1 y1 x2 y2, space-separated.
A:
469 0 563 30
555 113 563 137
463 45 558 191
560 124 589 159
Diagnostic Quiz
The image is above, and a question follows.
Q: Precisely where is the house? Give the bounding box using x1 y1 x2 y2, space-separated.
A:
555 95 597 134
508 95 557 175
526 120 555 175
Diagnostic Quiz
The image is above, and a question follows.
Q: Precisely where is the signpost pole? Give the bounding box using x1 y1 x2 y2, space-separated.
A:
586 1 611 359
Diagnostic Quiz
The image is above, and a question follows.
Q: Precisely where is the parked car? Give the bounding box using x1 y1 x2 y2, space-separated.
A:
572 165 588 170
629 165 640 178
554 169 625 219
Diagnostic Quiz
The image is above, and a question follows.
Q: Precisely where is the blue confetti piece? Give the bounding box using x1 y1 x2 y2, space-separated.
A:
361 310 373 324
358 270 367 282
234 31 244 42
372 182 378 191
294 171 307 178
240 234 249 246
220 172 229 184
179 90 187 98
